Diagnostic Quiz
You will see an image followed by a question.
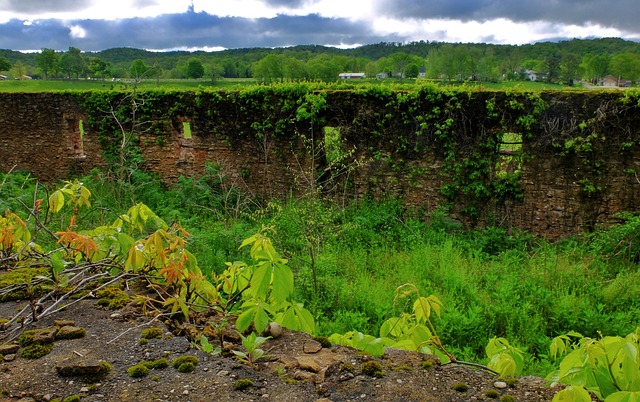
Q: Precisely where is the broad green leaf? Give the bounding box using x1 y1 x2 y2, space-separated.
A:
250 262 272 299
270 261 294 303
552 386 592 402
606 392 640 402
235 307 255 332
278 302 315 333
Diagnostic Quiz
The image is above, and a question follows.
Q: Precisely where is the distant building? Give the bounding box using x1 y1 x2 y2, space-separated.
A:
339 72 366 79
0 75 6 80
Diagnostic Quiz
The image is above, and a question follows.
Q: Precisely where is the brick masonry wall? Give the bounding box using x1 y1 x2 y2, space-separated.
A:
1 90 639 240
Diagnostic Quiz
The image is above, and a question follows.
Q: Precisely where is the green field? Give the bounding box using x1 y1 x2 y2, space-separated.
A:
0 77 600 92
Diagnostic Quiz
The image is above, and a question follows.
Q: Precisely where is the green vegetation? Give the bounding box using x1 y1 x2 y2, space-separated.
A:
172 355 199 373
234 378 254 391
3 120 640 402
140 328 163 340
2 37 640 91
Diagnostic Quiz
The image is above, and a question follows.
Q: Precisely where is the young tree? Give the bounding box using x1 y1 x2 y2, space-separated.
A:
581 53 609 83
404 63 420 79
205 63 224 84
253 54 285 83
12 61 27 79
36 48 59 79
185 58 205 79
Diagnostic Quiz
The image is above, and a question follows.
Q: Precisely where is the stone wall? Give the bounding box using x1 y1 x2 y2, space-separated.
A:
1 90 639 240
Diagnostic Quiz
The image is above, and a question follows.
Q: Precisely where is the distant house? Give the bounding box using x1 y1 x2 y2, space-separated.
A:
376 72 389 79
339 72 366 79
524 69 544 81
418 67 427 78
599 75 632 87
0 75 6 80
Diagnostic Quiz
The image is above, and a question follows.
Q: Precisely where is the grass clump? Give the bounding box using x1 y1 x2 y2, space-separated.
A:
360 360 385 377
234 378 254 390
140 327 163 339
127 363 149 378
143 358 169 370
173 355 199 373
453 382 469 392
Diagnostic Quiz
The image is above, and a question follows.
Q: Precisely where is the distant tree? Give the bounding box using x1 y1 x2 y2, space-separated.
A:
185 58 205 79
560 53 581 85
306 54 340 82
404 63 420 78
0 57 10 72
543 54 561 82
129 59 151 80
283 57 308 81
36 48 59 79
87 57 110 80
12 61 27 79
253 54 285 83
205 63 224 84
610 53 640 81
581 53 610 82
59 47 85 79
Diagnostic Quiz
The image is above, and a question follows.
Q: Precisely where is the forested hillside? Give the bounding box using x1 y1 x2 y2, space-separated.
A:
0 37 639 84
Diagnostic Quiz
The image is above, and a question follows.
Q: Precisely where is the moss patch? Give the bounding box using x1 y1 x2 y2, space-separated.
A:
140 327 163 339
20 343 54 359
0 267 50 302
95 285 130 309
173 355 199 373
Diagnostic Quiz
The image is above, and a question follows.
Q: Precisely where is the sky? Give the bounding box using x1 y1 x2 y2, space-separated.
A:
0 0 638 52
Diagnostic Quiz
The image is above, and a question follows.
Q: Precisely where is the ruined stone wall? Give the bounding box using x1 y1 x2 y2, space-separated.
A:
1 90 639 239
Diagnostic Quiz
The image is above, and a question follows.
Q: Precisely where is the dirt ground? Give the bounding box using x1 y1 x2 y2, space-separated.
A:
0 296 573 402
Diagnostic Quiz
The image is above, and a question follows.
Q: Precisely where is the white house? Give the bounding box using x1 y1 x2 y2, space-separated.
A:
339 72 366 79
0 75 7 80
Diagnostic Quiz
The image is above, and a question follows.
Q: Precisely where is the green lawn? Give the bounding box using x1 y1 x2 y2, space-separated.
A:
0 78 258 92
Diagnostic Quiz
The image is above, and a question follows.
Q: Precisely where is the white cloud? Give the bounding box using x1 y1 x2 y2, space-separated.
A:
68 24 86 38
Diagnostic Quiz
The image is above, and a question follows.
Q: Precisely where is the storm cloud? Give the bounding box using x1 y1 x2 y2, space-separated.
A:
373 0 639 32
0 9 386 51
0 0 638 51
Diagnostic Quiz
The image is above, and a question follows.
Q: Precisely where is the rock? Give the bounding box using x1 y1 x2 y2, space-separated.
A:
296 356 321 373
0 343 20 355
4 354 16 362
303 340 322 354
80 387 90 393
293 370 316 382
56 359 109 377
494 381 508 389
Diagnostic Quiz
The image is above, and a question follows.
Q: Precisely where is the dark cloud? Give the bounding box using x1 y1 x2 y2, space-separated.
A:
0 9 390 51
1 0 93 14
374 0 639 32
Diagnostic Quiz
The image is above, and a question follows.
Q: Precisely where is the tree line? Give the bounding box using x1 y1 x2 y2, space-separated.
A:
1 38 640 85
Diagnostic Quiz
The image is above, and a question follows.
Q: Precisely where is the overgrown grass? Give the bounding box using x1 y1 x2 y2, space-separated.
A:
2 169 639 377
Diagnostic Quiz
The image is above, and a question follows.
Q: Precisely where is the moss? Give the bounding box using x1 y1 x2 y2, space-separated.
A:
63 395 82 402
485 389 500 398
500 395 516 402
176 361 196 373
138 338 148 346
55 326 86 340
20 343 54 359
172 355 199 369
360 360 385 378
234 378 254 390
140 327 163 339
504 377 518 388
312 335 331 348
453 382 469 392
142 358 169 370
127 363 149 378
95 285 130 309
421 359 436 368
0 267 50 302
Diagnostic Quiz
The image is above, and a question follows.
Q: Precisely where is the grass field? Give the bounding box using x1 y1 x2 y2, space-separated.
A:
0 77 607 92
